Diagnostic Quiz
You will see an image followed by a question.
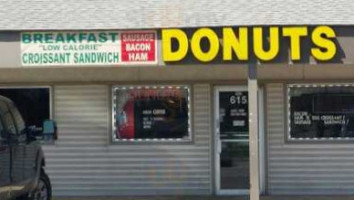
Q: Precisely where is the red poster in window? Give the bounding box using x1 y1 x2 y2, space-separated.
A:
121 31 157 64
114 87 189 140
117 98 135 139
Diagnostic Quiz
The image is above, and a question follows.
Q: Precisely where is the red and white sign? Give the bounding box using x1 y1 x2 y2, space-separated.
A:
121 31 157 64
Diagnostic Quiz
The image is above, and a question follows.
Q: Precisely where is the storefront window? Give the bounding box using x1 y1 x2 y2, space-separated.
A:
288 84 354 140
0 87 53 143
112 85 191 142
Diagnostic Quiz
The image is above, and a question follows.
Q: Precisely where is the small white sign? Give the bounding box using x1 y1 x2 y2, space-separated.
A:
233 120 245 127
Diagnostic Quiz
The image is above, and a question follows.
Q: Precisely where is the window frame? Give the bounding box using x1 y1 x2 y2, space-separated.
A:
111 85 192 143
287 83 354 142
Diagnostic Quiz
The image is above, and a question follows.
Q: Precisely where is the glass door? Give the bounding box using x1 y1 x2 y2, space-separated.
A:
215 86 249 195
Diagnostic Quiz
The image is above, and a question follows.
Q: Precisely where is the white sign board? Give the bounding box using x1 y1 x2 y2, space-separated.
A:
21 31 157 66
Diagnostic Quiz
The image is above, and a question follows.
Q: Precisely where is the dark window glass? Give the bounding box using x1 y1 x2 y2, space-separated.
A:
0 88 50 129
289 85 354 139
113 86 190 141
0 101 9 141
0 101 17 135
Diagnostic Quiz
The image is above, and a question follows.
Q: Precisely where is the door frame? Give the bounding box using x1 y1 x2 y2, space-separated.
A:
214 86 250 196
258 87 266 194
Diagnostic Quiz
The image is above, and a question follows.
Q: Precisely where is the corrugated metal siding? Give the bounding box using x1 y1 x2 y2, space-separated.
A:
266 83 354 195
42 84 212 196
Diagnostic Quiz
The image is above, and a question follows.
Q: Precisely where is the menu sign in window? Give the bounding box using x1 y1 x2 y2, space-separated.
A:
113 86 190 141
289 85 354 139
219 91 249 139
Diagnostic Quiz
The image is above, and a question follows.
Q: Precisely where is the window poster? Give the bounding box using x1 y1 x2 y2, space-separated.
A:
113 86 190 140
289 85 354 139
219 91 249 139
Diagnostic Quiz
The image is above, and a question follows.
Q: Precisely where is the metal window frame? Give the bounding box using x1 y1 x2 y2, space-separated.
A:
287 83 354 142
111 85 192 143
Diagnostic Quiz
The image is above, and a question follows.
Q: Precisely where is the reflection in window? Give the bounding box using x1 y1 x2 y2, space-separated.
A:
288 84 354 140
112 86 191 141
0 98 17 135
0 88 50 129
0 87 52 144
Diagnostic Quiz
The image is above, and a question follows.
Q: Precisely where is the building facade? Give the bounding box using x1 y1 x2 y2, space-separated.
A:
0 1 354 199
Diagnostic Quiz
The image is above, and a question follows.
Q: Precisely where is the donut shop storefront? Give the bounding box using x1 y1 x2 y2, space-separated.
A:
3 26 354 198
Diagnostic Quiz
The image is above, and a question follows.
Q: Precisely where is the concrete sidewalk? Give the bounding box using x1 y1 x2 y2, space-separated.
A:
53 196 354 200
261 197 354 200
53 197 248 200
